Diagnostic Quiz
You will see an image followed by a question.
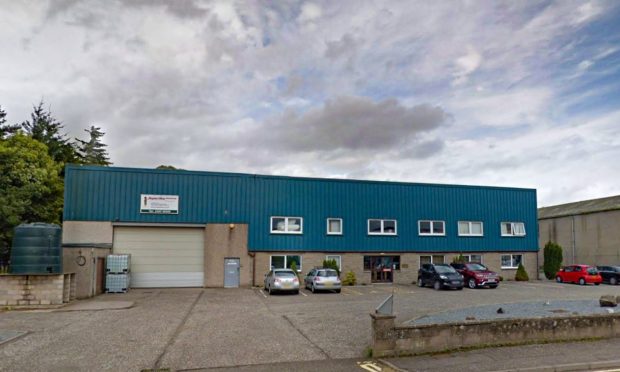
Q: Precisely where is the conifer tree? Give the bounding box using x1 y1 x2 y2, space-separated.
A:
76 125 112 166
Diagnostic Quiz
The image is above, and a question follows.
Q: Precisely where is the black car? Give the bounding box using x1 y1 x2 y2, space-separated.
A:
596 266 620 285
417 263 464 290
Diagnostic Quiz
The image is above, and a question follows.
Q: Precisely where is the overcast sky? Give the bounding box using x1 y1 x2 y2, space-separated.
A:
2 1 620 207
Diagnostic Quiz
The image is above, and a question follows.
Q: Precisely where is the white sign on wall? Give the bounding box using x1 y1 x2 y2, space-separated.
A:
140 194 179 214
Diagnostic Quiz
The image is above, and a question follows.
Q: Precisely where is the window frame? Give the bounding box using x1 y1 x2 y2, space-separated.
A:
418 220 446 236
367 219 398 236
325 255 341 270
326 218 343 235
500 254 523 269
462 254 483 263
270 255 303 272
270 216 304 234
458 221 484 237
500 222 526 237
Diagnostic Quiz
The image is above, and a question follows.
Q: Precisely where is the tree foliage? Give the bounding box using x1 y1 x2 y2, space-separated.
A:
0 105 20 139
156 165 177 170
543 241 563 280
76 125 112 166
0 134 63 260
515 263 530 281
20 102 79 165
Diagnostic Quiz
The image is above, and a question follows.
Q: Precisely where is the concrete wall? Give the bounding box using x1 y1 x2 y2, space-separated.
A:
204 224 251 287
253 251 538 286
0 274 76 306
371 312 620 357
539 210 620 266
63 221 113 298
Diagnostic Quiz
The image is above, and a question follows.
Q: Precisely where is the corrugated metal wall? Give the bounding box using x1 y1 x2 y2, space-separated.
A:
64 165 538 253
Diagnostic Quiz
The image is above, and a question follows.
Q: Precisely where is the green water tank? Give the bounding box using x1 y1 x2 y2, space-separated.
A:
10 223 62 274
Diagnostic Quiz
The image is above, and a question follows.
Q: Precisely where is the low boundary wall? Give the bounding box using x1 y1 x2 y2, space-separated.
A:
370 312 620 357
0 273 76 306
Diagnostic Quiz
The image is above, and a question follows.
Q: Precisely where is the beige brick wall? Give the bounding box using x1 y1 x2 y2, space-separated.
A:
0 274 72 306
253 251 539 286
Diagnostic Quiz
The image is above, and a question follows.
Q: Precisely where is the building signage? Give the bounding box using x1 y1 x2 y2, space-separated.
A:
140 194 179 214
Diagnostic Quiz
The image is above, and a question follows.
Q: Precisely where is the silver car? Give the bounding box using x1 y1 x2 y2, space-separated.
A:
264 269 300 295
304 268 341 293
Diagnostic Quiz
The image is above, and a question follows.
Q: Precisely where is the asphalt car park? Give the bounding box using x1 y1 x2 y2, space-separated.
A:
1 281 619 371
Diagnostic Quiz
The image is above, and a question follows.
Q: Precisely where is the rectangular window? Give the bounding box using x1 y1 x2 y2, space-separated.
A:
363 256 400 271
500 254 522 269
270 216 303 234
462 254 483 263
419 255 445 267
501 222 525 237
367 219 397 235
325 255 341 270
418 220 445 236
326 218 343 235
458 221 483 236
270 255 302 271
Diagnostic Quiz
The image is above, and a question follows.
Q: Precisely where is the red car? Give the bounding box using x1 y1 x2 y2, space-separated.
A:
450 262 500 289
555 265 602 285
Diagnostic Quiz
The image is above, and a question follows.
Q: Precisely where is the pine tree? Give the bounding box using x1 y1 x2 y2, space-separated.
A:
0 105 21 139
20 101 78 164
76 125 112 166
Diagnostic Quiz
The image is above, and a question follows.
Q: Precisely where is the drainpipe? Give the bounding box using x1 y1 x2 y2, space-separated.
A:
571 216 576 265
248 252 256 286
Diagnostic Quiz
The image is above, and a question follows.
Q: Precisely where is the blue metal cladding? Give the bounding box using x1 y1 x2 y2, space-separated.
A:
64 165 538 253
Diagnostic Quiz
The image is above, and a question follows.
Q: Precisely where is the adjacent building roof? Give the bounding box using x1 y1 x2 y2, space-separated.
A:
538 195 620 220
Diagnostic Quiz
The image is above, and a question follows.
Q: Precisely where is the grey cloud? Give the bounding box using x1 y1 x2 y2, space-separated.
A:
256 96 448 152
325 33 358 60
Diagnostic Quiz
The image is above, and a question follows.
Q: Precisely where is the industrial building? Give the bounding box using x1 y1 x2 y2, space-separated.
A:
62 165 539 298
538 195 620 266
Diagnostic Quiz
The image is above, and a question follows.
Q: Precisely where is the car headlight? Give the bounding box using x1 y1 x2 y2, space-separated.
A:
439 275 448 279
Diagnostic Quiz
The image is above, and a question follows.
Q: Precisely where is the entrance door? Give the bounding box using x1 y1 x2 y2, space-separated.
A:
224 258 240 288
95 258 105 295
365 256 400 283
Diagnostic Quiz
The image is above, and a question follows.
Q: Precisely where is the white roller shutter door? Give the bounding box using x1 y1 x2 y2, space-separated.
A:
113 227 204 287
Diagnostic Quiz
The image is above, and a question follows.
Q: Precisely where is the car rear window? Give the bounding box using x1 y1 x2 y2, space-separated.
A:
275 271 296 278
318 270 338 277
587 268 598 275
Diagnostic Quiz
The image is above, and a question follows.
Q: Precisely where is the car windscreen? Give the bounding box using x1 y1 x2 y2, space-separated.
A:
434 265 456 274
274 271 296 278
612 266 620 272
466 263 487 271
317 270 338 277
586 268 598 275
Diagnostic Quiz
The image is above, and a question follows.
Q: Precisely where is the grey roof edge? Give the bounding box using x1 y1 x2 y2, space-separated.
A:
538 195 620 219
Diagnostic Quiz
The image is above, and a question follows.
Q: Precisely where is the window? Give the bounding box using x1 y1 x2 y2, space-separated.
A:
458 221 483 236
325 255 341 270
270 217 303 234
500 254 522 269
462 254 483 263
418 220 445 236
367 219 397 235
326 218 343 235
501 222 526 237
419 255 445 267
363 256 400 271
270 255 302 271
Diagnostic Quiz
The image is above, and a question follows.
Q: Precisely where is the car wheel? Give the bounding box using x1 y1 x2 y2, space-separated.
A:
556 276 563 283
294 290 299 294
268 285 273 295
417 278 424 287
433 280 441 291
311 284 316 293
468 278 477 289
579 277 586 286
335 289 341 293
611 277 618 285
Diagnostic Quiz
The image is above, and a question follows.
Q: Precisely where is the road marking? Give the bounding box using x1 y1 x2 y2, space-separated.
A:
357 360 383 371
300 291 308 297
256 288 267 298
343 287 364 295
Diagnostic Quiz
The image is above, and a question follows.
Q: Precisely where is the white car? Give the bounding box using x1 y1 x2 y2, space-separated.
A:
264 269 300 295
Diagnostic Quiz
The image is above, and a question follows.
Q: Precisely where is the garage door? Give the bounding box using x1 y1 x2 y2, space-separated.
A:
113 227 204 288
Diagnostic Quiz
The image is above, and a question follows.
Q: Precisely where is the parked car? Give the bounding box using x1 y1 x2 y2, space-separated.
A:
417 263 464 290
596 266 620 285
450 262 500 289
264 269 300 294
304 268 341 293
555 265 602 285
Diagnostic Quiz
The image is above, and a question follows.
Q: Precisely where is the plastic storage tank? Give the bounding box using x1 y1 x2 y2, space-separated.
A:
10 223 62 274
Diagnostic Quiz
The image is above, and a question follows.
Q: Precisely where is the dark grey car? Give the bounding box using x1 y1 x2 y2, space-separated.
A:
417 263 464 290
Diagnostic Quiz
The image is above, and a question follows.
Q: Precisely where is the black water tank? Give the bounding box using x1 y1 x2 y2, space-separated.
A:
10 223 62 274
